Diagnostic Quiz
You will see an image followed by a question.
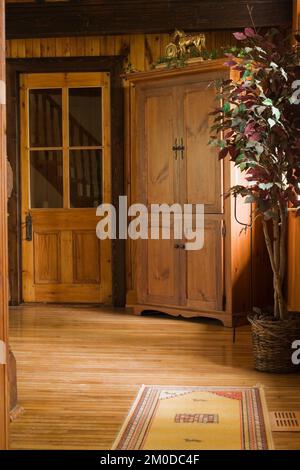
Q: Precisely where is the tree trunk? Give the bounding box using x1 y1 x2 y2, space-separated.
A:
262 209 287 320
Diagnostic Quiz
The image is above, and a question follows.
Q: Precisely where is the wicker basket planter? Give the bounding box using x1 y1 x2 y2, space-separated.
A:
248 313 300 373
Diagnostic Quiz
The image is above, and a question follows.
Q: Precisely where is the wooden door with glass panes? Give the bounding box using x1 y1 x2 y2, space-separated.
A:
20 72 111 303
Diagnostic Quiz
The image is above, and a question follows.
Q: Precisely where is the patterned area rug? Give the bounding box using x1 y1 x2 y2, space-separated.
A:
112 385 274 450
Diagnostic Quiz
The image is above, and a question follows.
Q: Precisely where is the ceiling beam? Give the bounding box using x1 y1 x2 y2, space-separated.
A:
6 0 292 40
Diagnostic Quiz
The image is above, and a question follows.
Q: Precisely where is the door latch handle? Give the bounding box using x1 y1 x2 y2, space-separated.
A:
25 212 32 241
172 138 178 160
174 243 185 249
179 138 185 159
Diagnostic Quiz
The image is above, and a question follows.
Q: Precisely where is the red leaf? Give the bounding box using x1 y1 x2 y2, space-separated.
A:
245 122 255 136
249 132 261 142
224 130 234 139
229 147 238 158
244 27 256 38
219 148 229 160
233 32 247 40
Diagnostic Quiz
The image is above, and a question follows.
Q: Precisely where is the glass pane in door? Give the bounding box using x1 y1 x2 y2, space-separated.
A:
30 150 63 208
69 88 102 147
29 89 62 147
69 150 102 208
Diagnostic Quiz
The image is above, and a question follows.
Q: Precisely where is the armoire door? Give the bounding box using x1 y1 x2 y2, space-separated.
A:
181 79 223 213
20 72 112 303
184 218 224 312
138 222 182 306
137 85 182 306
136 75 225 312
181 77 225 312
139 86 180 208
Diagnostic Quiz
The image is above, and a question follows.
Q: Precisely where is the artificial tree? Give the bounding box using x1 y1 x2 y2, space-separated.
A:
210 27 300 321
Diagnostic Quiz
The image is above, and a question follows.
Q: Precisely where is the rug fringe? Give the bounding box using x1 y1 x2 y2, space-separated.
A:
111 385 146 450
256 384 275 450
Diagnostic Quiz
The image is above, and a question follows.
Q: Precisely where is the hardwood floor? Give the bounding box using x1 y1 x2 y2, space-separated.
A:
9 305 300 450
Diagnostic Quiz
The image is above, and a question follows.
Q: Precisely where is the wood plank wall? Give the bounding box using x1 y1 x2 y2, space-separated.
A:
5 32 236 296
288 2 300 312
6 32 237 68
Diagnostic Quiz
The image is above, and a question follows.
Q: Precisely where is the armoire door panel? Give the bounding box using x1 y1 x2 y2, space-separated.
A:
144 91 177 206
183 83 222 213
138 223 181 306
147 238 175 299
185 219 223 311
33 232 61 284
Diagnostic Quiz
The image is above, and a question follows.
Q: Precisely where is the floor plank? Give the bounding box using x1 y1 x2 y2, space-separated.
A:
9 305 300 450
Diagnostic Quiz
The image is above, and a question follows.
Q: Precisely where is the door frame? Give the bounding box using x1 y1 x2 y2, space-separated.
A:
0 0 9 450
6 56 125 307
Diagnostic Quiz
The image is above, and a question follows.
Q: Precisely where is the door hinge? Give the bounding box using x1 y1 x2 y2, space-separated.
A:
221 221 226 237
0 340 6 365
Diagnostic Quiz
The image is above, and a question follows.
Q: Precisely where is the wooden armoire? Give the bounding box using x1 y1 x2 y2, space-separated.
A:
126 59 254 327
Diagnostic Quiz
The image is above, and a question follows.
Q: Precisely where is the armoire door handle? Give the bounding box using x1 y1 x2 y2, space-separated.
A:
179 138 185 159
174 243 185 249
172 138 178 160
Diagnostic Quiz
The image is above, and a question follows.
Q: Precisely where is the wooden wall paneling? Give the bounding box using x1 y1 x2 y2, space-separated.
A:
6 58 21 304
5 32 238 67
145 34 160 71
287 211 300 311
129 34 145 72
293 0 300 32
24 39 33 57
6 32 238 62
0 0 9 450
5 1 293 39
229 164 252 316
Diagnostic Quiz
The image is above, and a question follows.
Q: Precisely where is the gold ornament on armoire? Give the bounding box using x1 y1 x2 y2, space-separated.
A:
165 29 206 59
